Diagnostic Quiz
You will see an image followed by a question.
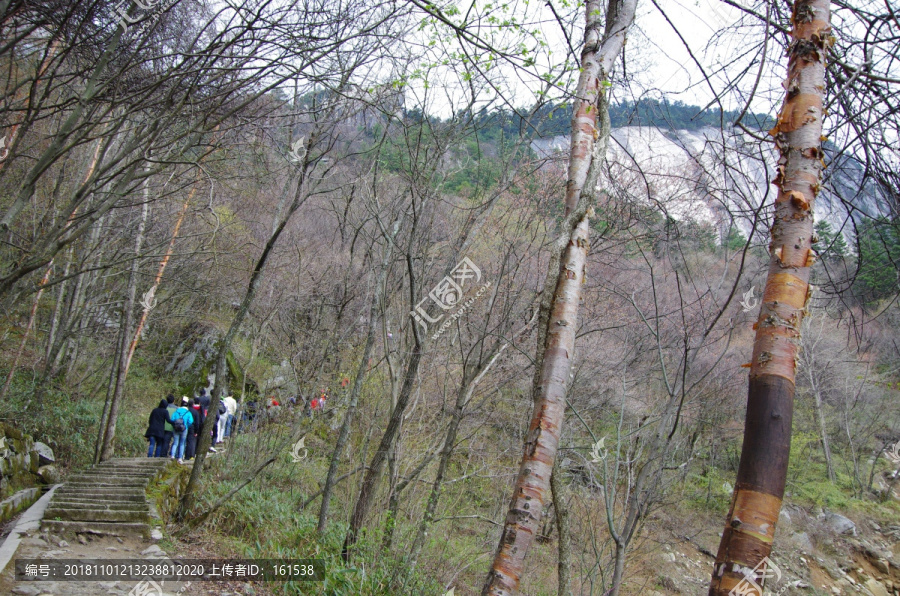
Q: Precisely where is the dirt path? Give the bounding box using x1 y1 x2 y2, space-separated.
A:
0 516 269 596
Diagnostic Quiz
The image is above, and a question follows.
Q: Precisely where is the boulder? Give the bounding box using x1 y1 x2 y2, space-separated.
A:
873 559 890 574
823 511 856 536
779 508 791 525
141 545 166 557
792 531 814 552
864 578 890 596
33 442 54 465
37 465 60 484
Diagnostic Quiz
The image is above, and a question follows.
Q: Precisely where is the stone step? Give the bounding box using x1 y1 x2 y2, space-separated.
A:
58 480 148 489
55 489 147 501
93 462 170 470
81 469 155 477
50 499 149 511
66 478 149 487
92 463 170 471
41 457 174 539
94 459 169 464
42 520 150 538
45 507 149 523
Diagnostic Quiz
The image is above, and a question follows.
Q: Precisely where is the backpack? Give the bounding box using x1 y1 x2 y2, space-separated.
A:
172 410 186 433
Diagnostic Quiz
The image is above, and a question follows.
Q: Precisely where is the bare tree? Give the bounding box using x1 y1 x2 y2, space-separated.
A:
482 0 637 592
708 0 829 591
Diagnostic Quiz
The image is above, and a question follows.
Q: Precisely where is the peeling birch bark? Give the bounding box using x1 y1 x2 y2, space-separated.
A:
482 0 636 592
482 214 590 595
708 0 830 593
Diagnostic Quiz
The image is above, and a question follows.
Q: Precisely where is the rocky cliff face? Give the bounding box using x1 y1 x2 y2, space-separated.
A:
531 126 887 244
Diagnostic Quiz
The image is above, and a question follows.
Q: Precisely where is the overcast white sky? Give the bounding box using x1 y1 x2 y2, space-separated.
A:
387 0 781 120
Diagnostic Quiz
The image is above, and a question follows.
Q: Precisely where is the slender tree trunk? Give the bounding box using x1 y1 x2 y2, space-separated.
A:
44 258 68 366
810 376 835 483
610 541 627 596
0 265 53 401
550 468 571 596
318 227 396 532
341 343 422 561
408 341 509 570
381 452 401 552
708 0 829 592
95 322 124 464
40 139 106 389
123 187 194 373
63 215 106 384
408 387 465 565
316 255 391 534
98 185 150 461
482 0 635 591
177 140 315 520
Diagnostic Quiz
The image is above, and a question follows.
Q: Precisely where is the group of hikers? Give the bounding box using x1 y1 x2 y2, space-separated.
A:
144 388 331 462
144 389 237 463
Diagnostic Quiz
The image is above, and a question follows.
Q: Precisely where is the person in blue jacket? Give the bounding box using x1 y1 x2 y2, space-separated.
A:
168 397 194 463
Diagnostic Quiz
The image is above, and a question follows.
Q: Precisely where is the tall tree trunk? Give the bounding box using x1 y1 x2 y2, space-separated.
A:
44 258 68 366
318 223 398 532
40 139 106 388
482 0 635 592
177 139 316 520
408 340 509 570
315 285 379 529
6 135 102 402
482 215 590 595
340 199 493 560
550 468 571 596
123 187 194 373
708 0 829 592
810 374 835 483
98 183 150 462
341 341 422 561
63 214 107 384
610 541 627 596
0 264 53 401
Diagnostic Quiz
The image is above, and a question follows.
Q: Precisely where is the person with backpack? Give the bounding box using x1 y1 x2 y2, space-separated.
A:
168 397 193 463
163 394 177 455
145 399 175 457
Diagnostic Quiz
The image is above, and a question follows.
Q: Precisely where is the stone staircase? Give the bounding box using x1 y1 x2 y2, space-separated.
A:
42 458 173 538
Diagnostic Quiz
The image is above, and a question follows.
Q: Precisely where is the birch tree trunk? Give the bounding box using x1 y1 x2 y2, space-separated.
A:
482 0 636 592
708 0 829 592
97 180 150 462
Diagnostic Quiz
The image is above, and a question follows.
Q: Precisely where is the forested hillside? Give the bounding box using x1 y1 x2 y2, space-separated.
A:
0 1 898 595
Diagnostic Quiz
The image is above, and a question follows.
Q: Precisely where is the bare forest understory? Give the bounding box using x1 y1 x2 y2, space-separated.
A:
1 0 899 594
